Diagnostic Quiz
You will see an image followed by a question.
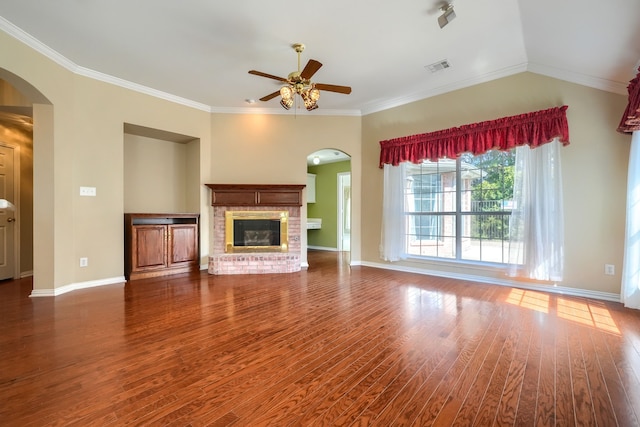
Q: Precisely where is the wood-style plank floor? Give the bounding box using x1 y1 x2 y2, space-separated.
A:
1 250 640 426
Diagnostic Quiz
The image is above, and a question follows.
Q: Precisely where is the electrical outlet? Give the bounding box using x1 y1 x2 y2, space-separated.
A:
80 257 88 267
604 264 615 275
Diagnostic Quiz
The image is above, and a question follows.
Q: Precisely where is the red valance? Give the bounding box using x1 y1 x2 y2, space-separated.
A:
617 66 640 133
379 105 570 168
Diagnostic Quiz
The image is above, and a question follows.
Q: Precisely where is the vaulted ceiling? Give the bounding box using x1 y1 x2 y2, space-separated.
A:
1 0 639 115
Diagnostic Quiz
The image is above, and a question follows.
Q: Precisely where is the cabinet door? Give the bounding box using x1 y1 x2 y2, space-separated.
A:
132 225 167 270
168 224 198 267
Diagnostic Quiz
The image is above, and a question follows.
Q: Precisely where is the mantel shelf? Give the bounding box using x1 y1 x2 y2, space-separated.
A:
205 184 306 207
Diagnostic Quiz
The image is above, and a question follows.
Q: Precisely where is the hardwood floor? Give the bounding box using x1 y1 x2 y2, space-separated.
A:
1 250 640 426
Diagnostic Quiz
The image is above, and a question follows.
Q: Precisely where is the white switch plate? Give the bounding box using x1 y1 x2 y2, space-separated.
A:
80 186 96 196
80 257 88 267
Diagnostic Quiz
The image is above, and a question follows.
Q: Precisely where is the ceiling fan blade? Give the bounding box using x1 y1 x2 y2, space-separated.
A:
259 91 281 102
315 83 352 95
249 70 289 83
300 59 322 80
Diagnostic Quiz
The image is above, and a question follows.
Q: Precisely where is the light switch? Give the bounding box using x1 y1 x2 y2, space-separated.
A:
80 186 96 197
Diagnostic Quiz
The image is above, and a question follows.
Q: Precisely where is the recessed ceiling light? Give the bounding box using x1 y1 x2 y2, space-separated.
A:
245 99 256 104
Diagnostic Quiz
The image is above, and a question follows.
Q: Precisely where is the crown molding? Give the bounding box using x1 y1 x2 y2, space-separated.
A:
0 16 78 71
74 66 213 112
526 62 628 95
360 62 529 115
1 17 359 116
1 15 630 118
210 105 362 116
1 16 212 112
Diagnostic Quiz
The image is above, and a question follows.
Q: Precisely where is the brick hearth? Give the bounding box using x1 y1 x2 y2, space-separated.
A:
208 206 301 275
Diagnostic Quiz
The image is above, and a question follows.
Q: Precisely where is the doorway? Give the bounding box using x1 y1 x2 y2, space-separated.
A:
306 149 351 264
0 70 44 289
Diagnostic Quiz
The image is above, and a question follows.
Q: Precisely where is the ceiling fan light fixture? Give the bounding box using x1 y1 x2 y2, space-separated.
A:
438 3 456 29
309 87 320 102
312 156 320 165
301 89 319 111
249 43 351 111
280 86 294 100
280 97 294 110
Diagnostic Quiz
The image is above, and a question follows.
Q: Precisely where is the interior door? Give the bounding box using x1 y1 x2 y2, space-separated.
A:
0 144 16 280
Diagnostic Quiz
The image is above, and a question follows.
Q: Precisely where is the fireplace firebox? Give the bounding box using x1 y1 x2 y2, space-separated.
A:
225 211 288 253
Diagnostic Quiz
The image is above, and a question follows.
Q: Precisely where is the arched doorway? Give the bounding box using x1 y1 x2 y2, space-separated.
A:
306 149 351 264
0 68 52 290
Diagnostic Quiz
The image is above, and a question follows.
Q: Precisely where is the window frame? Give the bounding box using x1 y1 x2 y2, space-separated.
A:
404 151 515 265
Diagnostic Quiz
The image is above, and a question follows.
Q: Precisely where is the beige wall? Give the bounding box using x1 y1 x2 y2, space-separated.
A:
0 29 362 289
18 128 32 275
0 28 631 298
362 72 630 295
1 29 213 290
67 77 212 285
124 134 196 213
208 113 362 265
0 79 31 105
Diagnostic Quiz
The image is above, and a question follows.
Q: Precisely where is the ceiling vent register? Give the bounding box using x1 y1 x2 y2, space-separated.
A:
426 60 451 73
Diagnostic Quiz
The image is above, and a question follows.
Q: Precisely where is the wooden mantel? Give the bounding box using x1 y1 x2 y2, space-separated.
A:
205 184 306 207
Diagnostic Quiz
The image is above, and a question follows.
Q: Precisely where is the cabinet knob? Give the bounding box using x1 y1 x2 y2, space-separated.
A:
7 217 15 223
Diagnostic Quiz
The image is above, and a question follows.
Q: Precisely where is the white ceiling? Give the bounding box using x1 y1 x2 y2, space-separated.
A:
1 0 639 116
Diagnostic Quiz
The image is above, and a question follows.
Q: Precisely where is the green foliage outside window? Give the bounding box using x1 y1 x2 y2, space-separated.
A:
460 150 515 240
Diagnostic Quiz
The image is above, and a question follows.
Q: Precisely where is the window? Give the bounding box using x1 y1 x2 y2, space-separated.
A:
380 107 567 277
404 149 515 264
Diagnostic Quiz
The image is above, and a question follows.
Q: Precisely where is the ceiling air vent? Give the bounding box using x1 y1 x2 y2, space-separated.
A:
425 60 451 73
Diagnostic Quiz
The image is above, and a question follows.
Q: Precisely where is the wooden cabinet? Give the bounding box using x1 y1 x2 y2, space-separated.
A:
125 213 199 280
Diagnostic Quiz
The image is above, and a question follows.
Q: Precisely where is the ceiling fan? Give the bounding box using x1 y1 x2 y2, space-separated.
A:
248 43 352 111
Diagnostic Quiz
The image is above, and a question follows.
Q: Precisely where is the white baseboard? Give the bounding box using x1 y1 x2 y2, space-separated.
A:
27 261 619 304
359 261 621 303
20 270 33 278
308 245 339 251
29 276 125 297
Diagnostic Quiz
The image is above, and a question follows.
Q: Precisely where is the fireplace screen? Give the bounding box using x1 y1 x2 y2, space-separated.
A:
225 211 288 253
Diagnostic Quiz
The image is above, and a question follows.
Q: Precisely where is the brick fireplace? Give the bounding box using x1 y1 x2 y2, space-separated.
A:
206 184 305 275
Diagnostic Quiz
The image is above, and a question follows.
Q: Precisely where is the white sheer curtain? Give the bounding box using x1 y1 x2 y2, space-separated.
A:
508 138 565 281
622 131 640 309
380 162 407 261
